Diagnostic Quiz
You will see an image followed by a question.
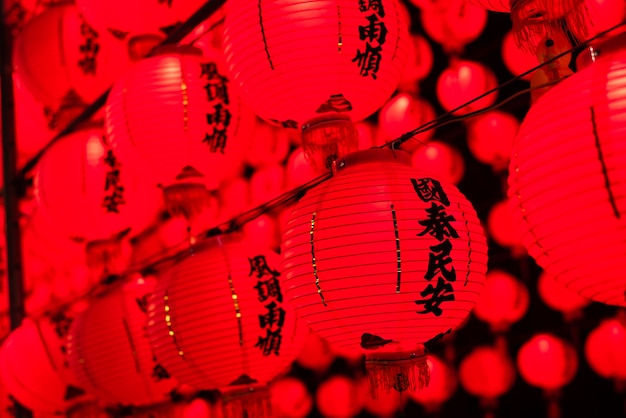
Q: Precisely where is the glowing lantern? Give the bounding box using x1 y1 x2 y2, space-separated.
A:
459 346 516 400
249 164 286 207
3 0 47 37
315 376 366 418
508 32 626 306
398 35 434 91
466 110 519 172
537 272 590 319
587 0 626 36
409 355 458 411
285 147 320 189
377 94 436 152
270 377 313 418
281 148 488 394
436 59 498 115
0 317 90 415
222 0 410 168
242 214 281 252
411 141 465 185
473 270 529 332
517 333 578 391
245 121 292 169
420 1 488 53
486 200 526 255
106 46 253 221
182 399 212 418
13 73 54 160
146 236 305 416
33 124 161 276
67 276 178 407
13 3 128 112
585 316 626 380
295 331 335 374
501 30 538 81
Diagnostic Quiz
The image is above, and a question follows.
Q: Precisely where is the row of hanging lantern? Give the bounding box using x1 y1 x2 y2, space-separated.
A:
3 0 626 416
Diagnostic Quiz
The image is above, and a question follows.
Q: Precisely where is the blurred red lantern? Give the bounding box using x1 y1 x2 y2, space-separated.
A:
436 59 498 115
147 237 305 395
13 3 128 111
411 141 465 185
466 110 519 172
501 30 538 81
517 333 578 391
222 0 410 168
67 276 178 407
459 345 516 400
106 46 253 220
377 93 436 152
282 148 488 394
409 355 457 411
0 317 90 415
486 199 526 255
270 377 313 418
508 32 626 306
316 376 366 418
75 0 205 42
420 0 488 53
13 73 54 160
285 147 321 189
217 178 251 222
249 164 286 207
3 0 48 37
537 272 590 319
242 214 281 251
182 398 213 418
587 0 626 36
473 270 529 332
463 0 508 12
244 121 292 169
398 34 434 91
584 316 626 380
295 331 335 374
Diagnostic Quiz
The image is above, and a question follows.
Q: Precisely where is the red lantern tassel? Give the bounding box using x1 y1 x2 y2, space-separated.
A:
220 385 272 418
162 166 212 221
364 347 430 398
510 0 590 52
85 235 130 277
301 115 359 172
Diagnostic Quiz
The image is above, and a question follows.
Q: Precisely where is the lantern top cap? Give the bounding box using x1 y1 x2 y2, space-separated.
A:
333 148 411 173
152 44 204 57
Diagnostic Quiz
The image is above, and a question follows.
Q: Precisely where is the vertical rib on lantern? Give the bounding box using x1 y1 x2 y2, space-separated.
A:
281 148 488 395
508 32 626 306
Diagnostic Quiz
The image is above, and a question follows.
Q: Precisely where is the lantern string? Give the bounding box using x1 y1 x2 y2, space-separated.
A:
15 19 626 321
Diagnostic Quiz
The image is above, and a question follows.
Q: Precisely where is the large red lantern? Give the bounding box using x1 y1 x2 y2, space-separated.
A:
281 148 488 394
13 3 128 111
67 276 179 407
106 46 253 220
222 0 410 167
516 333 578 391
458 345 516 400
584 316 626 381
0 317 91 415
146 236 305 416
508 32 626 306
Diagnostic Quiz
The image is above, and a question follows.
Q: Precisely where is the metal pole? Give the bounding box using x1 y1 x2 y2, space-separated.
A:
0 1 33 417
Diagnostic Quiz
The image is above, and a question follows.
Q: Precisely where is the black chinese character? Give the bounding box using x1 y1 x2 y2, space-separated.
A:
203 80 229 104
258 301 286 329
418 203 459 242
102 188 126 213
352 42 383 79
254 276 283 303
158 0 173 6
203 128 228 153
50 312 73 338
78 21 100 75
424 240 456 282
152 364 171 381
248 255 280 279
359 0 385 17
358 14 388 44
416 277 455 316
136 295 150 314
206 103 231 127
255 328 283 356
411 178 450 206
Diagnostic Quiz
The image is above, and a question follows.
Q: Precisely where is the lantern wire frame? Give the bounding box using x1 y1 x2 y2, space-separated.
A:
8 10 626 320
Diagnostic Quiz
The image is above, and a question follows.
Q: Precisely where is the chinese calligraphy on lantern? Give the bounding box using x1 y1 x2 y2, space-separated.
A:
412 178 458 317
249 255 285 356
78 19 100 75
200 62 231 153
353 0 387 79
102 147 126 213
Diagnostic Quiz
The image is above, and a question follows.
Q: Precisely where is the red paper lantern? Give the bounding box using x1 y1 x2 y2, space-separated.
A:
3 0 48 37
398 34 434 91
409 355 458 410
270 377 313 418
0 317 90 414
501 30 538 81
459 345 516 399
67 276 179 407
146 237 305 391
516 333 578 391
377 93 436 151
411 141 465 185
106 46 252 198
244 121 292 169
473 270 529 332
420 1 488 53
508 32 626 306
587 0 626 36
222 0 410 166
281 148 488 394
584 316 626 380
537 272 590 318
33 124 162 244
315 376 366 418
13 3 128 110
486 199 526 254
13 73 54 160
436 59 498 115
285 147 320 189
466 110 519 172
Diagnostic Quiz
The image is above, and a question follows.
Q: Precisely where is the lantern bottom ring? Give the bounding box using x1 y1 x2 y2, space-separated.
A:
364 346 430 397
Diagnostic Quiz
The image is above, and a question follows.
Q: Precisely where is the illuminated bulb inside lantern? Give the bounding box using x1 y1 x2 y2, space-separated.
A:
300 115 359 171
